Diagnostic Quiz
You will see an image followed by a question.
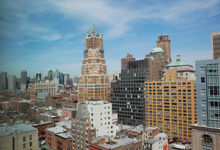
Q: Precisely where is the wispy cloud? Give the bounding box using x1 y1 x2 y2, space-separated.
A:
0 0 219 40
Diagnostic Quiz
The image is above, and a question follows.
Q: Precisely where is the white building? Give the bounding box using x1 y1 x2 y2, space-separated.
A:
78 100 116 139
35 77 58 96
145 133 168 150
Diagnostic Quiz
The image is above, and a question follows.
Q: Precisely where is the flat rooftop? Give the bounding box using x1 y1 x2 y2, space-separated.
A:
99 136 141 149
0 122 37 138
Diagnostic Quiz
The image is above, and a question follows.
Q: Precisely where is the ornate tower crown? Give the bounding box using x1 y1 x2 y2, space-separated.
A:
78 25 110 102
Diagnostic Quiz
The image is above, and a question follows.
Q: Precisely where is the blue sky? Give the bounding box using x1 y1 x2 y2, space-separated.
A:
0 0 220 78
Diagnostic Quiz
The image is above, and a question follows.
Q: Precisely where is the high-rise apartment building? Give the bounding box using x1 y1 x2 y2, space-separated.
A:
195 59 220 127
211 32 220 59
145 68 197 141
0 71 8 91
73 100 116 149
111 56 162 126
157 35 171 63
78 25 110 102
21 70 27 90
8 75 16 90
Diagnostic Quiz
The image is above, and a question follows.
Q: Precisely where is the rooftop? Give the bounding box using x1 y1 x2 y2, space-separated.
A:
99 136 141 149
166 55 192 67
62 107 76 111
36 92 48 100
87 24 100 37
0 122 37 138
46 126 66 134
56 131 71 139
151 47 165 54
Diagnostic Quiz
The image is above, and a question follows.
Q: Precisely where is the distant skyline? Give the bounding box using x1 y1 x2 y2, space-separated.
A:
0 0 220 78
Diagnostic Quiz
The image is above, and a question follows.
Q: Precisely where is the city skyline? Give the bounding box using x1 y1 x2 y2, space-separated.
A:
0 0 220 77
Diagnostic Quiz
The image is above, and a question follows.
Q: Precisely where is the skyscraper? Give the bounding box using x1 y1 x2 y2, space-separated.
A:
157 35 171 63
48 70 53 81
21 70 27 90
8 75 16 90
0 71 8 91
59 72 64 85
111 55 162 126
78 25 110 102
64 74 70 86
36 70 42 83
211 32 220 59
54 68 59 78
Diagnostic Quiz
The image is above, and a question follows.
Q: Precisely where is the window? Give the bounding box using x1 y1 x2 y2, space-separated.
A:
23 144 26 148
29 135 32 140
201 77 205 83
23 137 25 142
201 89 205 95
202 110 206 116
30 142 32 147
201 100 206 106
200 67 204 73
202 120 206 126
201 135 213 150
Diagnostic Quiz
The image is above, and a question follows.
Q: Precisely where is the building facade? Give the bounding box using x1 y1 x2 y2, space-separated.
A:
195 59 220 128
145 47 169 69
157 35 171 63
8 75 16 90
211 32 220 59
48 70 54 81
191 125 220 150
0 122 38 150
145 68 197 141
21 70 27 90
0 71 8 91
111 57 162 126
78 25 110 102
121 53 135 70
165 55 195 81
35 78 58 97
73 102 96 150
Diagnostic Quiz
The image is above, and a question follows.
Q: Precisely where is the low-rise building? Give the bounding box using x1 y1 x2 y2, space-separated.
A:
89 136 142 150
32 121 53 139
145 133 168 150
62 107 77 119
191 124 220 150
0 122 38 150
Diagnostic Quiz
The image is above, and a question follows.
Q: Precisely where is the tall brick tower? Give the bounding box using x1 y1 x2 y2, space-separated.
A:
157 35 171 63
78 25 110 102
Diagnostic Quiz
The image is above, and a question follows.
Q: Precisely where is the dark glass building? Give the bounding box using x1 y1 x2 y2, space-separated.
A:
110 56 162 126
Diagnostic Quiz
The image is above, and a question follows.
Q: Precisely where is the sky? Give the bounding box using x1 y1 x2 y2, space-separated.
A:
0 0 220 78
